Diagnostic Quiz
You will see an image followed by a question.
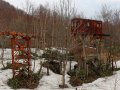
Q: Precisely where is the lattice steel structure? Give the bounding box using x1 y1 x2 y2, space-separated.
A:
71 18 110 60
71 18 103 40
0 31 33 78
70 18 104 73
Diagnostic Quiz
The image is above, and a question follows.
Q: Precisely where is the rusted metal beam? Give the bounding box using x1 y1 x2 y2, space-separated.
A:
0 31 34 78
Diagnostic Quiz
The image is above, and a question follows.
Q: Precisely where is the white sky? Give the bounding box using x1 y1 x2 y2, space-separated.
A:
3 0 120 18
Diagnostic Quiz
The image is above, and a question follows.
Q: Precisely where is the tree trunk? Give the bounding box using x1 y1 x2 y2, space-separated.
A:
38 61 43 75
1 48 5 68
47 61 50 75
69 60 72 73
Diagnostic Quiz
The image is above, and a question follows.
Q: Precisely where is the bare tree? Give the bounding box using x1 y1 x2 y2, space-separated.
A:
55 0 76 88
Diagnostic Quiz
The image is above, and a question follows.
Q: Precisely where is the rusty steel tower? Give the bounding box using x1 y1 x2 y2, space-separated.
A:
0 31 33 78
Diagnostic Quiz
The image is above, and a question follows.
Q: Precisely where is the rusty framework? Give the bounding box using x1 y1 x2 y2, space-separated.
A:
70 18 105 73
71 18 110 46
71 18 110 60
0 31 33 78
71 18 103 39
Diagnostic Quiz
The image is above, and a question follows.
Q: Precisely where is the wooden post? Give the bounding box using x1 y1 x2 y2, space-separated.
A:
82 35 88 77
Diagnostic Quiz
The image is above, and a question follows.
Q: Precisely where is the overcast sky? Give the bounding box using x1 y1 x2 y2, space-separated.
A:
4 0 120 18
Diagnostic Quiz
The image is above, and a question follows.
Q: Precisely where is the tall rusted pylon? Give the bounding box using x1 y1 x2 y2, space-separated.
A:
0 31 33 78
71 18 110 61
71 18 103 59
71 18 110 76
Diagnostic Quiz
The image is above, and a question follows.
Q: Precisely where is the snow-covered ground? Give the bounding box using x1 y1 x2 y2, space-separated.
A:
0 49 120 90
